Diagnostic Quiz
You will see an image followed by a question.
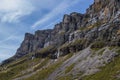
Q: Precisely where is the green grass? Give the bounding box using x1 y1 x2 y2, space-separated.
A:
90 48 101 57
0 51 74 80
13 58 45 78
33 58 49 71
24 60 64 80
82 55 120 80
65 53 74 60
0 56 41 80
116 49 120 54
56 71 83 80
98 49 105 55
65 63 75 74
91 41 105 49
91 48 101 51
24 53 74 80
109 46 115 50
0 60 29 80
7 58 27 68
57 74 73 80
79 21 101 31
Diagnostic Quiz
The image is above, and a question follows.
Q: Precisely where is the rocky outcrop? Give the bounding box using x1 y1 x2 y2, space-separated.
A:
2 0 120 64
47 47 119 80
13 12 84 59
1 0 120 80
15 30 52 58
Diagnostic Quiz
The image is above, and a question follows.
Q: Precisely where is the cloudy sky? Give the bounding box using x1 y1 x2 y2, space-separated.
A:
0 0 93 62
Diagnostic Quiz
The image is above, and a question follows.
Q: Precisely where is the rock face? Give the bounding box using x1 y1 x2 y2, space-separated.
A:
16 30 52 58
14 0 120 58
13 12 84 59
2 0 120 63
1 0 120 80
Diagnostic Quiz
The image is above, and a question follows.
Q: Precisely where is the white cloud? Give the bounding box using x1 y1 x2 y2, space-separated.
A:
43 19 60 29
0 48 15 62
31 0 80 29
0 44 18 50
0 35 23 44
0 35 23 62
0 0 35 23
0 53 12 60
31 0 61 10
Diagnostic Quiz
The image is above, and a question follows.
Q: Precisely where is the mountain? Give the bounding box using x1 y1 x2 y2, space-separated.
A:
0 0 120 80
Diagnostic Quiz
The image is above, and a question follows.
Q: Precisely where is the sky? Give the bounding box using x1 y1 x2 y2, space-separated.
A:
0 0 94 62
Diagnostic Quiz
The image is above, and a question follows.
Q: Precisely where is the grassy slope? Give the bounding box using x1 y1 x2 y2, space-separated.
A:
0 47 120 80
24 54 73 80
0 52 73 80
0 56 40 80
24 60 62 80
83 54 120 80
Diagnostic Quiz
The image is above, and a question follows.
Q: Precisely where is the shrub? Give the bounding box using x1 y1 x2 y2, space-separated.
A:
65 63 75 74
117 30 120 35
87 21 101 30
35 46 56 58
59 39 87 56
59 43 70 56
91 41 105 49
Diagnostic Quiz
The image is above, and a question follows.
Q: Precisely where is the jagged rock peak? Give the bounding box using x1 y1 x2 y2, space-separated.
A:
94 0 100 3
35 29 52 35
63 12 84 23
25 33 34 40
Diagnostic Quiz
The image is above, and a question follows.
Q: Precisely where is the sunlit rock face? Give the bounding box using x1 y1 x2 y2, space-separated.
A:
1 1 120 80
2 0 120 65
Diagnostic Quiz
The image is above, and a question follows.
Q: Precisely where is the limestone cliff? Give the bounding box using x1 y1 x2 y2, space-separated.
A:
1 0 120 80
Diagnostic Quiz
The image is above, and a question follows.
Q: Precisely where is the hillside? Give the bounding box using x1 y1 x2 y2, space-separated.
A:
0 0 120 80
